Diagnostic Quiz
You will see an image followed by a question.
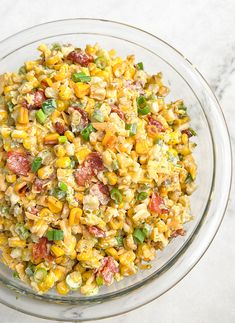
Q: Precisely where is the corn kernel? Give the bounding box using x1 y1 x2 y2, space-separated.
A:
75 148 91 164
102 131 117 147
75 192 84 202
54 145 66 157
23 137 31 150
47 196 63 213
39 208 52 218
106 172 118 185
55 156 71 168
135 140 149 155
0 111 8 123
38 166 54 179
44 133 59 145
59 85 72 101
56 280 70 295
25 60 37 71
8 237 26 248
64 130 75 142
6 174 16 183
11 130 27 139
105 247 119 260
69 208 83 226
51 245 65 257
73 82 90 99
56 100 66 112
18 107 29 124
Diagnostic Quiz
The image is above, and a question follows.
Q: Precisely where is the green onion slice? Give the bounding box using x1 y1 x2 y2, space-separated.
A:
136 62 144 70
42 99 56 115
133 228 146 244
47 229 64 241
137 192 148 201
34 268 47 283
110 188 123 204
72 72 91 83
94 56 107 69
36 109 47 124
32 157 42 172
81 123 96 141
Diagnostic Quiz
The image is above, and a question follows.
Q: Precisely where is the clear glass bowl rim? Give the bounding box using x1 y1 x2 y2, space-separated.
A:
0 18 232 321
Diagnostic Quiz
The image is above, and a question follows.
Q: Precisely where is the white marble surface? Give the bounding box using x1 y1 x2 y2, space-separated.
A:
0 0 235 322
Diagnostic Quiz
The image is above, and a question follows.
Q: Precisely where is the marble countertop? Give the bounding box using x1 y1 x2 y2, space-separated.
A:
0 0 234 322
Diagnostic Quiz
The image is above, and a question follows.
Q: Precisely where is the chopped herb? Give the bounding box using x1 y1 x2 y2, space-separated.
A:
81 123 96 141
110 188 123 204
7 101 15 113
31 157 42 172
133 228 146 244
58 182 68 192
47 229 64 241
136 62 144 70
42 99 56 115
18 66 27 75
72 72 91 83
13 271 19 279
58 135 67 144
188 128 197 136
69 158 76 169
96 276 104 286
185 173 193 184
34 268 47 283
51 43 61 51
154 138 163 146
25 263 35 277
51 187 67 200
92 110 104 122
125 123 137 136
112 160 119 171
137 192 148 201
142 223 152 237
137 96 150 115
116 236 124 246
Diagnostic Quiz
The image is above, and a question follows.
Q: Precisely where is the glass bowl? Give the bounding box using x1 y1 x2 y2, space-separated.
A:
0 19 232 321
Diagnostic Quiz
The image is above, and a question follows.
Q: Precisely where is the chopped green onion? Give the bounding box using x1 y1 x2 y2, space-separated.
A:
66 272 82 290
36 109 47 124
137 192 148 201
72 72 91 83
7 101 15 113
96 276 104 286
25 264 35 277
13 271 19 279
142 223 152 237
92 110 104 122
51 43 61 51
112 160 119 171
110 188 122 204
59 182 68 192
81 123 96 141
18 66 27 75
69 159 76 169
133 228 146 244
51 187 66 200
34 268 47 283
137 96 150 115
116 236 123 246
185 173 193 184
125 123 137 136
94 56 107 69
42 99 56 115
47 229 64 241
15 223 30 240
58 135 67 144
154 138 163 146
188 128 197 136
136 62 144 70
31 157 42 172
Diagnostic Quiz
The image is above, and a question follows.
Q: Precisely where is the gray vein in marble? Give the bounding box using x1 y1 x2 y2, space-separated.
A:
210 44 235 100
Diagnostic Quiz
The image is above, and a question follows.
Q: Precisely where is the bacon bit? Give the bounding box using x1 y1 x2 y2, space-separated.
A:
22 89 46 110
181 129 193 138
54 121 66 135
32 178 47 193
97 256 119 284
88 226 106 238
171 228 186 238
148 116 164 132
111 105 125 120
75 152 104 187
148 192 168 214
6 151 30 176
32 237 54 262
67 50 93 67
90 182 110 205
27 206 39 215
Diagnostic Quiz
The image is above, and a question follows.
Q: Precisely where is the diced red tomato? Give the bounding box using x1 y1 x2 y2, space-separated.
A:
97 256 119 284
148 192 168 214
6 151 30 176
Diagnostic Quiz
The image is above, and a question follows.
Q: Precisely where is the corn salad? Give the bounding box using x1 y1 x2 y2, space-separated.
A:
0 43 197 295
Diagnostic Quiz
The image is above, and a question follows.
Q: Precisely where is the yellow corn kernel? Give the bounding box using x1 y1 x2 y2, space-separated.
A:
44 133 59 145
51 266 66 282
6 174 16 183
47 196 63 213
69 208 83 226
56 100 66 112
77 250 92 261
0 234 8 246
1 128 11 138
119 250 136 266
56 280 70 295
0 111 8 123
59 85 72 101
64 130 75 142
39 208 52 218
55 156 71 168
55 256 66 265
135 140 149 155
54 145 66 157
106 172 118 185
43 77 53 87
8 237 26 248
51 245 65 257
75 148 91 164
181 133 188 144
38 271 56 292
109 217 124 230
37 166 54 179
54 64 69 81
102 131 117 148
22 137 31 150
46 55 61 66
11 130 27 139
105 247 119 260
75 192 84 202
113 62 126 77
14 182 27 196
93 70 110 82
73 82 90 99
86 44 96 55
70 250 77 260
17 106 29 124
25 60 37 71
